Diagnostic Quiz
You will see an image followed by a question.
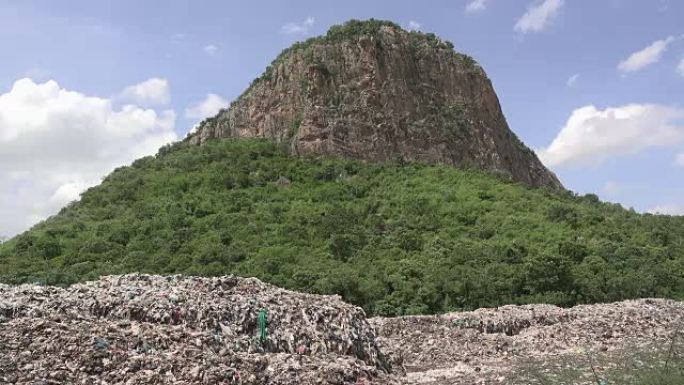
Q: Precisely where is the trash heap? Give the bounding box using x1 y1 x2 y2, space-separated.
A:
4 276 683 385
446 305 573 336
371 299 684 384
0 274 397 385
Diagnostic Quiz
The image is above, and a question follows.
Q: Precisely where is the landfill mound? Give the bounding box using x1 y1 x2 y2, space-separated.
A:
0 274 396 385
2 276 683 385
370 299 684 384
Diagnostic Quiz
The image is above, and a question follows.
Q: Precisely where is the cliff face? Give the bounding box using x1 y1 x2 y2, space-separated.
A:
187 20 562 190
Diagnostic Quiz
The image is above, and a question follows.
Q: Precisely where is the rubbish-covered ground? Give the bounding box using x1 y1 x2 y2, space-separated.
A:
370 299 684 384
1 275 683 384
0 274 397 385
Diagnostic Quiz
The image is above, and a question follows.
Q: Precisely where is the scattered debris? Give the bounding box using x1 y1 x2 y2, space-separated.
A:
371 299 684 384
275 176 292 187
2 275 683 384
0 274 396 385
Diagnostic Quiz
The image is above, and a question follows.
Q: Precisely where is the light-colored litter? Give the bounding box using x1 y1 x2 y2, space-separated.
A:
0 274 396 385
371 299 684 384
2 275 683 384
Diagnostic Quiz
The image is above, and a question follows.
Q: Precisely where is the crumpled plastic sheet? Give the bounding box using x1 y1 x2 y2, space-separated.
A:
0 274 398 385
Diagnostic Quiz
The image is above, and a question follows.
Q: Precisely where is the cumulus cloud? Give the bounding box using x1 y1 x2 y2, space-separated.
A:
677 58 684 76
566 73 579 87
648 203 684 216
0 78 177 236
617 36 677 74
407 20 421 31
465 0 489 14
281 17 315 35
185 93 228 121
537 104 684 167
120 77 170 106
514 0 564 34
203 44 218 55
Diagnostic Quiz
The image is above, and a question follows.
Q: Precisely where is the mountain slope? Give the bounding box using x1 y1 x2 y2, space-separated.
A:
2 139 683 316
187 19 562 190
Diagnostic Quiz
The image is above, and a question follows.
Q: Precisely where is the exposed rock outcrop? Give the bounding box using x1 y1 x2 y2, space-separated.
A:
186 20 562 190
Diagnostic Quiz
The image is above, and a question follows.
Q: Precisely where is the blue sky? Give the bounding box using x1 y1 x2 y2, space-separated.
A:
0 0 683 237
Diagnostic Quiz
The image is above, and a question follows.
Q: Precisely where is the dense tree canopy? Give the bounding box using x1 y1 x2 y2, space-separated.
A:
1 139 683 316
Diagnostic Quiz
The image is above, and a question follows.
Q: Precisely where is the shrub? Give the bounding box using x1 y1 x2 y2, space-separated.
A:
2 139 684 315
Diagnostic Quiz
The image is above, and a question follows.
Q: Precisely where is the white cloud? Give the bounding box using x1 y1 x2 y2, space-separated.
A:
675 152 684 167
648 203 684 216
465 0 489 13
203 44 218 55
677 58 684 76
658 0 670 13
566 73 579 87
537 104 684 167
618 36 676 74
281 17 315 35
0 78 178 236
407 20 421 31
120 77 170 106
514 0 564 34
185 93 228 121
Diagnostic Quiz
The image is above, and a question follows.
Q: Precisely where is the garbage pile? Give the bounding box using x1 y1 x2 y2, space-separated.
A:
371 299 684 384
0 274 397 385
4 275 684 385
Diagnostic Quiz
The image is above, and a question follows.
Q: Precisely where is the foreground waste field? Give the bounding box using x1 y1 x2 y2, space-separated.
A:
1 275 683 384
371 299 684 384
0 275 396 385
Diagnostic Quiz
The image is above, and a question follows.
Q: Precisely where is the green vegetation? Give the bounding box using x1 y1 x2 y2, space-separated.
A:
436 103 471 137
2 139 684 316
325 19 401 43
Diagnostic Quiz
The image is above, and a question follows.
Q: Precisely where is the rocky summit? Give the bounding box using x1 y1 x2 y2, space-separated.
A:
186 20 562 190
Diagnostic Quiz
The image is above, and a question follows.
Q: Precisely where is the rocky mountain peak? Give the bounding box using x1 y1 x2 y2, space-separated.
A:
186 19 562 190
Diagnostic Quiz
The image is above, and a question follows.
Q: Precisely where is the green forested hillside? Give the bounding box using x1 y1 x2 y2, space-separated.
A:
1 139 683 315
